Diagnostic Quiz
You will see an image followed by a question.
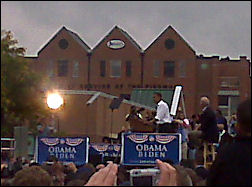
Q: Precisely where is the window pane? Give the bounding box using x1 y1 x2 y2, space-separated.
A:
220 77 240 88
58 60 68 77
72 61 79 77
100 61 106 77
230 96 240 115
126 61 131 77
164 61 175 77
110 60 121 77
201 63 209 70
179 60 186 77
218 95 228 106
153 60 160 77
48 60 54 77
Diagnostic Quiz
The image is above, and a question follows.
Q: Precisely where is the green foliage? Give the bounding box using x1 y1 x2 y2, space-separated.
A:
1 30 50 137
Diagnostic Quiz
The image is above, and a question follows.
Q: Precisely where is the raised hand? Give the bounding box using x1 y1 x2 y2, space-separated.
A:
156 159 177 186
85 162 118 186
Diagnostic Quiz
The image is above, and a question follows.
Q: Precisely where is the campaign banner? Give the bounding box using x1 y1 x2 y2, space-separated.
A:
36 137 89 166
121 133 181 166
89 144 121 158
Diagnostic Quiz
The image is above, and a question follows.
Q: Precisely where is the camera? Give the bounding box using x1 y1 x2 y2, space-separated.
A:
130 168 160 186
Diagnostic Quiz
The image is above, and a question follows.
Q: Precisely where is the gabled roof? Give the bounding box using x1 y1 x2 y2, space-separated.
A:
145 25 195 53
92 25 142 53
66 28 91 52
37 26 91 55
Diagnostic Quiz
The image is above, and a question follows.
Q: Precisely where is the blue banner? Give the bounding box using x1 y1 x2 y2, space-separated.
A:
121 133 181 166
36 137 89 166
89 144 121 158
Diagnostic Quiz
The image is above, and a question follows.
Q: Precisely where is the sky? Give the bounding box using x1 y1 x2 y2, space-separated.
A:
1 1 251 59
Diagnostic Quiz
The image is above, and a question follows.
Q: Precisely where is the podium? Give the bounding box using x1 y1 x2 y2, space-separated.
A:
129 118 154 133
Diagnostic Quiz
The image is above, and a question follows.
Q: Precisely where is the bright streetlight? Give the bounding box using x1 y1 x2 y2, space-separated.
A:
47 93 64 110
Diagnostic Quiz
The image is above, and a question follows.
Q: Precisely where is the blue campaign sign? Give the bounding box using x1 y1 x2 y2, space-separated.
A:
35 137 89 166
89 144 121 158
121 133 181 166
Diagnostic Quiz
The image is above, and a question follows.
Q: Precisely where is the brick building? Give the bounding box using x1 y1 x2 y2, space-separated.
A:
26 25 251 118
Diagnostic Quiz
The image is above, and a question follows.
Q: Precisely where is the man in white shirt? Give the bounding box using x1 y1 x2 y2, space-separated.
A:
147 92 175 133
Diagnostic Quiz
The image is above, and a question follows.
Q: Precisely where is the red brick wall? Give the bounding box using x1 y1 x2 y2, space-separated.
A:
90 27 142 97
195 56 251 113
26 26 251 118
30 28 89 90
143 27 197 117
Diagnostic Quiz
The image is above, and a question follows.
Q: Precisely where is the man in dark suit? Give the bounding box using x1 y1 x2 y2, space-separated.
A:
198 97 219 143
207 99 251 186
188 97 219 149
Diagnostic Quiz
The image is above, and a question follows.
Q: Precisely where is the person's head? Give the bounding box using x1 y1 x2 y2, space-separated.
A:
184 168 202 186
75 163 96 182
1 164 9 179
180 159 196 170
16 156 22 163
235 99 251 137
177 112 185 120
215 109 223 118
200 97 210 109
231 113 237 121
65 162 77 174
174 165 193 186
47 155 58 163
12 166 53 186
191 114 197 120
130 106 136 113
217 123 225 131
51 162 65 186
153 92 162 104
194 166 209 180
191 114 199 123
102 137 110 143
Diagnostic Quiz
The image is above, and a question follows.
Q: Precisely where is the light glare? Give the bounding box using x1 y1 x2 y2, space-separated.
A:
47 93 63 109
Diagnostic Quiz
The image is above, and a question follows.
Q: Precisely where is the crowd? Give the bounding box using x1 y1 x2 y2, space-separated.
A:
1 98 250 186
1 155 208 186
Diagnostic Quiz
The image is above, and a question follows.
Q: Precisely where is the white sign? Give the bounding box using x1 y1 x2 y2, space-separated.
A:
107 39 125 49
170 86 182 116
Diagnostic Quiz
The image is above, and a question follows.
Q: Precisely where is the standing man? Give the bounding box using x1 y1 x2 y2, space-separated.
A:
146 93 174 133
188 97 219 151
207 99 251 185
199 97 219 143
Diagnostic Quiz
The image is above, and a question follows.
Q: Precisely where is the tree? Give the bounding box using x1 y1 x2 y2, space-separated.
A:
1 30 50 137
